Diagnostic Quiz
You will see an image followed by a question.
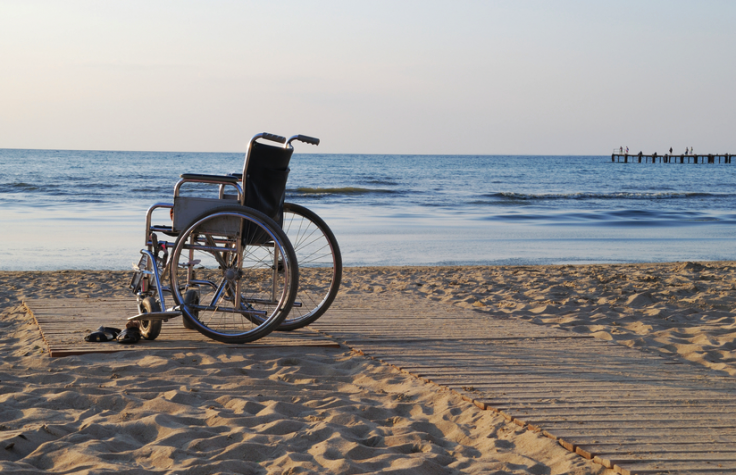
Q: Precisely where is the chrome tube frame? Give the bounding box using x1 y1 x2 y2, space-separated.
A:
183 244 237 253
187 233 195 295
272 246 279 303
188 304 267 316
145 203 173 246
139 249 167 308
189 279 218 290
173 178 242 200
235 221 244 309
245 297 285 306
208 278 229 308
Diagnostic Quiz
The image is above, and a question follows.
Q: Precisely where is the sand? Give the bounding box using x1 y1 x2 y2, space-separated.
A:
3 261 734 473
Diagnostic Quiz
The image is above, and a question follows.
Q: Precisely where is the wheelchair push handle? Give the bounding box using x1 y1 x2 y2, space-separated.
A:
259 132 286 144
286 135 320 147
248 132 320 150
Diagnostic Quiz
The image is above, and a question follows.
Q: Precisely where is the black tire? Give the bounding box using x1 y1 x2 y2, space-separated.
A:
277 203 342 330
138 297 162 340
182 289 199 330
169 205 298 343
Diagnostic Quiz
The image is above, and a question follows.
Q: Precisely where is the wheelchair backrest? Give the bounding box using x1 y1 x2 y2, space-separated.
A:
242 140 294 226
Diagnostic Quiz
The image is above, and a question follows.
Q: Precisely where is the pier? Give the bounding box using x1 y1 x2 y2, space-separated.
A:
612 153 732 164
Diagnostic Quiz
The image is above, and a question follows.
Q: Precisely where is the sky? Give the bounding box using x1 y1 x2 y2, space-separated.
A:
1 0 734 155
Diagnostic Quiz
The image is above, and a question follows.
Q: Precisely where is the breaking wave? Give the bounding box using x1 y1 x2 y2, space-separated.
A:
290 186 396 196
487 191 718 201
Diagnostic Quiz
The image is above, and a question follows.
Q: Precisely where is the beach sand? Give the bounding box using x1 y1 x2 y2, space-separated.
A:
2 261 734 473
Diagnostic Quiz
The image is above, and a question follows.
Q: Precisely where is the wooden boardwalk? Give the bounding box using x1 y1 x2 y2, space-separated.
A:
24 294 736 474
24 297 339 357
313 295 736 475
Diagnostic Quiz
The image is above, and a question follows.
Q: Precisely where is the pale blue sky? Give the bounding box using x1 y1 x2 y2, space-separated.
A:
1 1 734 154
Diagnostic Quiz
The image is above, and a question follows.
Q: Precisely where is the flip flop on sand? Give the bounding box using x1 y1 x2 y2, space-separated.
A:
117 321 141 344
84 326 122 342
117 327 141 344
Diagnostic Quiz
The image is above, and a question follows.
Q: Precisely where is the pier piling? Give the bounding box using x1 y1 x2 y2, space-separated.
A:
611 153 732 165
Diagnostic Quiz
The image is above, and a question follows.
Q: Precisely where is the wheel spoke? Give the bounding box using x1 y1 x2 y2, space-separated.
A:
278 203 341 330
170 206 297 343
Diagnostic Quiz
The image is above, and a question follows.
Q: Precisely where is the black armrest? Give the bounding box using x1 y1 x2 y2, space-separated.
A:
179 174 240 184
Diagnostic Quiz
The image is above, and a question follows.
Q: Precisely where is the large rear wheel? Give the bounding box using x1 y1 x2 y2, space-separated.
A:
277 203 341 330
170 205 298 343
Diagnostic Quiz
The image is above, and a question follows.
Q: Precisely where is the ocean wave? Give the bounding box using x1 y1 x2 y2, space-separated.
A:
289 186 396 196
130 187 170 193
487 191 718 201
365 179 399 186
0 182 42 192
479 209 736 226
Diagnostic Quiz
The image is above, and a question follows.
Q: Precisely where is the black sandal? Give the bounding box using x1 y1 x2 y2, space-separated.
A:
84 326 122 342
117 327 141 344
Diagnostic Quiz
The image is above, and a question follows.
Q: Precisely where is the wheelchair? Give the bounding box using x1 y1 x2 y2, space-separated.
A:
129 133 342 344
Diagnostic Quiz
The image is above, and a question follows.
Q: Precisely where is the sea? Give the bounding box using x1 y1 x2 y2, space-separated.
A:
1 149 735 271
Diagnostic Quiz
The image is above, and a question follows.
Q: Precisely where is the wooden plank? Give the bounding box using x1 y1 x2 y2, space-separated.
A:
512 408 736 418
526 422 736 432
614 461 736 475
549 434 736 445
333 341 669 353
540 428 736 439
430 375 688 385
25 298 341 357
573 441 736 451
582 444 736 466
336 336 594 343
47 342 341 357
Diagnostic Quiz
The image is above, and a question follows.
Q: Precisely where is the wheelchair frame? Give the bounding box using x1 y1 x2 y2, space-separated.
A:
129 132 341 344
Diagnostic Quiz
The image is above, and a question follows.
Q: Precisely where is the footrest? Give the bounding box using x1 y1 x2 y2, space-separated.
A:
128 311 182 322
